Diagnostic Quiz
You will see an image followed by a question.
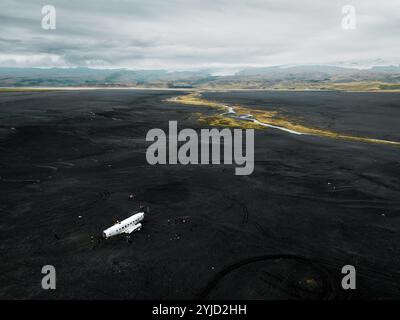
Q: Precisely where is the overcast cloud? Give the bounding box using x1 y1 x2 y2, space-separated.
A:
0 0 399 70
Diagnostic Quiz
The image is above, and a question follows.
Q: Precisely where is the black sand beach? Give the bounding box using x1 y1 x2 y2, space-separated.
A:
1 89 400 299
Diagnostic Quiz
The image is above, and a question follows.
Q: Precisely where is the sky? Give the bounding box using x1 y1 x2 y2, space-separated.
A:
0 0 399 70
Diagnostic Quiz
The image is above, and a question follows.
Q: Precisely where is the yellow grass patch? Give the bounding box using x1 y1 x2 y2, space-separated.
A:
169 92 400 146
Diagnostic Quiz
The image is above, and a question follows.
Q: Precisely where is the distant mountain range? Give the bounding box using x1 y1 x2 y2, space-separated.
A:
1 65 400 90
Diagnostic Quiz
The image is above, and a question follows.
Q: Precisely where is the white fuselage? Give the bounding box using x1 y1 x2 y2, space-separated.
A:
102 212 144 238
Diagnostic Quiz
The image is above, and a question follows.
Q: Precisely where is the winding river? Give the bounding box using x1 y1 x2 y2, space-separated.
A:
169 92 400 146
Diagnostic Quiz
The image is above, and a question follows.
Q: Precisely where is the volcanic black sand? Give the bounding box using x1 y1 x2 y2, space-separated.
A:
1 89 400 299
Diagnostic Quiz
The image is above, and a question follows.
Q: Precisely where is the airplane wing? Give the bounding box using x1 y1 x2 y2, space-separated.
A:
124 223 141 234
